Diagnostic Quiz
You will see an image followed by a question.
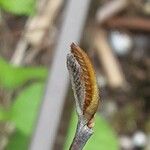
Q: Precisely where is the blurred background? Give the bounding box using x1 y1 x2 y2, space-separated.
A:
0 0 149 150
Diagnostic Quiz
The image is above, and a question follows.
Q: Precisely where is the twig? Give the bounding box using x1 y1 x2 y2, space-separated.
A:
105 17 150 31
96 0 128 24
24 26 57 64
25 0 64 46
67 43 100 150
10 37 28 65
69 121 93 150
94 29 126 88
11 0 63 66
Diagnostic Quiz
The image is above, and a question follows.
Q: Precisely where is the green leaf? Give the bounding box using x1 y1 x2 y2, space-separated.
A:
0 0 36 15
6 130 28 150
0 107 11 121
10 82 44 135
64 111 119 150
0 57 47 89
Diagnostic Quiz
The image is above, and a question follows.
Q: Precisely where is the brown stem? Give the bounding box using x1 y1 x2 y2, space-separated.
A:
105 17 150 31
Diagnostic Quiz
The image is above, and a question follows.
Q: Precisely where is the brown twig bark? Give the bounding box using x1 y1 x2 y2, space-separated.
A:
96 0 128 24
105 17 150 31
94 29 126 88
11 0 63 66
25 0 64 46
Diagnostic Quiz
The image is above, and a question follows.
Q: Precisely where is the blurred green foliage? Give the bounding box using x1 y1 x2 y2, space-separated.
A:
7 83 44 150
0 57 47 149
4 83 44 150
0 0 36 15
10 82 45 135
0 57 47 89
64 111 119 150
6 130 28 150
0 107 10 120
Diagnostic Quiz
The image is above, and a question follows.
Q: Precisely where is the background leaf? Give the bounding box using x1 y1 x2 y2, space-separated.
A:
0 0 36 15
6 130 28 150
0 107 11 121
10 82 44 135
0 57 47 89
64 111 119 150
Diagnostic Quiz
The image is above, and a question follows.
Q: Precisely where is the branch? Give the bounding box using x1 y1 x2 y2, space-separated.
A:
69 121 93 150
105 17 150 31
67 43 100 150
11 0 63 65
94 30 126 88
96 0 128 24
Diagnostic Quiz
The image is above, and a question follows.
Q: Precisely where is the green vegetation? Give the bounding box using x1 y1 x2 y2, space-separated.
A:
6 130 28 150
0 82 45 150
0 57 47 149
0 57 47 89
5 83 45 150
0 0 36 15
